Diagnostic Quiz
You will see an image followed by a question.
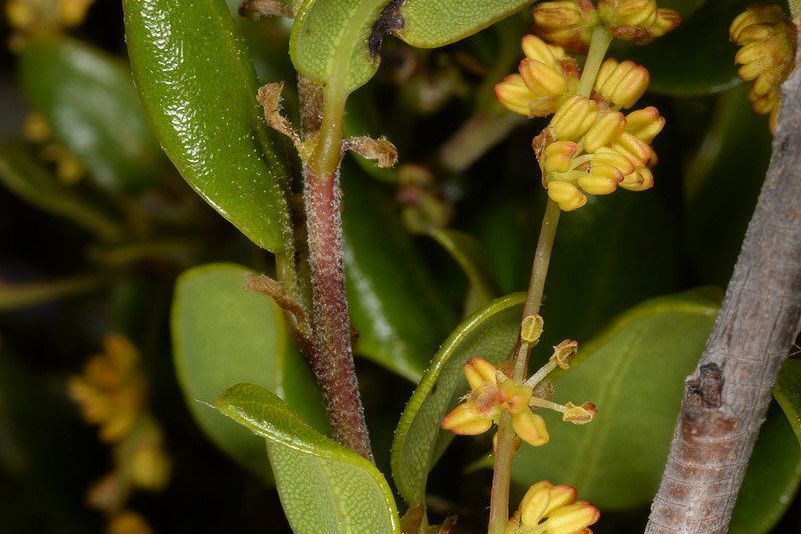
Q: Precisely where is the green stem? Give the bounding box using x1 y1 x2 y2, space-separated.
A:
576 26 613 98
487 26 613 534
0 273 108 311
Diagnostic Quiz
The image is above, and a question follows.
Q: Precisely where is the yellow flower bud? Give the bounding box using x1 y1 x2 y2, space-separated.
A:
563 401 597 424
610 132 652 167
494 74 537 116
551 339 579 368
590 146 635 175
599 0 657 28
542 140 579 173
511 410 550 446
540 501 601 534
624 106 665 143
441 402 494 435
519 58 568 97
519 481 553 526
578 169 622 195
521 314 545 344
545 484 579 516
547 180 587 211
108 511 154 534
648 8 682 40
730 4 796 134
550 96 599 141
532 0 600 53
521 34 563 66
620 166 654 191
583 111 626 153
464 356 498 389
594 58 650 109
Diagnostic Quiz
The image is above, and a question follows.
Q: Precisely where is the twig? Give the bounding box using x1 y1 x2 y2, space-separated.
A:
646 31 801 534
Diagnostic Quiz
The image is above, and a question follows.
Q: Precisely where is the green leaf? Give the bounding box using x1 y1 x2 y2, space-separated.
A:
289 0 392 95
511 290 721 509
775 358 801 446
18 36 165 194
396 0 531 49
341 164 455 382
124 0 293 254
171 263 326 476
391 293 525 505
216 383 401 534
623 0 749 96
729 405 801 534
684 85 772 286
0 143 122 241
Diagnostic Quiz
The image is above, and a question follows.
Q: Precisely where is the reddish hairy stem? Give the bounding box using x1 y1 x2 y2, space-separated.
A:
646 37 801 533
304 167 373 460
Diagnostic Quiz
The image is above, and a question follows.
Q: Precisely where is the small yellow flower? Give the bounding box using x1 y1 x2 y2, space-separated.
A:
441 317 595 448
730 4 796 134
536 94 663 211
68 334 146 443
594 58 650 110
6 0 96 51
597 0 681 44
108 511 154 534
532 0 600 52
495 36 580 118
507 481 600 534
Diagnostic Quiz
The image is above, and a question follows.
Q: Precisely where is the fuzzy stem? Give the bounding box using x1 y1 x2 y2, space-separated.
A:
487 27 612 534
303 87 373 460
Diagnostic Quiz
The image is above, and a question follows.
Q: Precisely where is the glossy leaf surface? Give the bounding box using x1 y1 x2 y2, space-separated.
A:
624 0 748 96
0 144 121 241
391 293 525 505
397 0 530 48
341 164 455 382
19 36 164 194
172 263 326 476
217 383 401 534
124 0 293 253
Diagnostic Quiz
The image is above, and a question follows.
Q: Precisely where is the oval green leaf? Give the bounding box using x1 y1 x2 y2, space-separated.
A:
124 0 293 253
623 0 748 96
341 163 455 382
172 263 326 476
18 36 165 194
729 405 801 534
390 293 525 505
775 358 801 446
216 383 401 534
397 0 531 49
290 0 392 94
0 143 122 241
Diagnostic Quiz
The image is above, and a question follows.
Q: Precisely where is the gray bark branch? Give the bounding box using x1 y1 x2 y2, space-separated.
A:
646 33 801 533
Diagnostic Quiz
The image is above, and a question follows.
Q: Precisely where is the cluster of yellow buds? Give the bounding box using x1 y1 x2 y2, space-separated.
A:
68 334 169 532
441 315 596 447
532 0 681 52
69 334 147 442
495 35 581 118
537 61 664 210
730 4 797 134
507 481 600 534
24 114 86 185
5 0 95 51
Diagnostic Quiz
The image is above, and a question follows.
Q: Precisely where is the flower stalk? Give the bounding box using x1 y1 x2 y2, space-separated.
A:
486 26 612 534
